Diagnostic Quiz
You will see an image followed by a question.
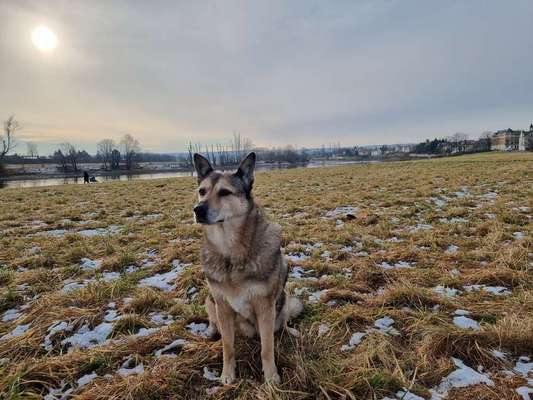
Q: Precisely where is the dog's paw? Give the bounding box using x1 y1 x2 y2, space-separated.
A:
264 370 280 384
219 369 235 385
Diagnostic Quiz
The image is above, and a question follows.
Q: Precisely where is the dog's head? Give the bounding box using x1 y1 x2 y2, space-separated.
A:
193 152 256 225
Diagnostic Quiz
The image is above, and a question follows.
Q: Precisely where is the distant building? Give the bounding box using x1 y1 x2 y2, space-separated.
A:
490 125 533 151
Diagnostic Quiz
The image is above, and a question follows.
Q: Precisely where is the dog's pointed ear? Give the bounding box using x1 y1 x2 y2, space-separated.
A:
193 153 213 183
235 152 256 194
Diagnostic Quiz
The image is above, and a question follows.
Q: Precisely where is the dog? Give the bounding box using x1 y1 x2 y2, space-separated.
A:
193 152 303 384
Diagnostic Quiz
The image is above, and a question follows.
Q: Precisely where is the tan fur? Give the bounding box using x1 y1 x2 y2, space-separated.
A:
194 154 302 385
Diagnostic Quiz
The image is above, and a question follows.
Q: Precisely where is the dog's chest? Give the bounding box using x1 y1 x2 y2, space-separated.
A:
209 280 268 320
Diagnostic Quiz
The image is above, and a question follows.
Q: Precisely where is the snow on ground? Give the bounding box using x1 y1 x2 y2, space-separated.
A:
1 323 31 340
286 253 309 263
340 332 366 352
79 258 102 271
289 266 317 280
61 322 113 350
186 322 210 338
61 280 90 294
154 338 188 357
43 321 74 351
203 366 220 381
100 271 121 282
308 289 328 304
317 324 330 336
137 261 186 291
490 349 506 360
453 316 480 330
149 312 174 326
2 308 21 322
117 358 145 377
77 372 98 387
378 261 413 270
445 245 459 254
395 389 425 400
429 358 494 399
324 206 358 219
408 224 433 233
131 327 161 338
512 232 525 239
514 356 533 377
516 386 533 400
44 381 73 400
463 284 511 296
374 317 400 336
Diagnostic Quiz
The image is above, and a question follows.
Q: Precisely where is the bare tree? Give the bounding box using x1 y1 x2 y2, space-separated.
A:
60 142 79 172
26 142 38 159
120 134 140 170
97 139 115 170
111 149 121 169
1 115 19 161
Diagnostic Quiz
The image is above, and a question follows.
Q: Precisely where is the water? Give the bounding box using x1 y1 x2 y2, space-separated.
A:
1 160 376 189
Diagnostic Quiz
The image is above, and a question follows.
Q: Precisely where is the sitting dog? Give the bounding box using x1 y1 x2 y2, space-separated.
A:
193 152 303 384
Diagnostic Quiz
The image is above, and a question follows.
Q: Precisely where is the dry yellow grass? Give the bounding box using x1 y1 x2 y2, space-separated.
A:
0 152 531 399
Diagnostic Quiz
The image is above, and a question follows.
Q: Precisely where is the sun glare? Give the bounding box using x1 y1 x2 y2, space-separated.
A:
32 26 58 52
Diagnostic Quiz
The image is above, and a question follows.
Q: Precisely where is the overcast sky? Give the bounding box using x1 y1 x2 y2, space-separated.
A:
1 1 532 154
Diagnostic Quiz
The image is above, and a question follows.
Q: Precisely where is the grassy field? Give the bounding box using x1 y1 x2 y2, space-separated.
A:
0 152 531 399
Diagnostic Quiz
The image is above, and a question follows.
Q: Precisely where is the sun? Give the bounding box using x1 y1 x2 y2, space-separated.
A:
32 26 58 52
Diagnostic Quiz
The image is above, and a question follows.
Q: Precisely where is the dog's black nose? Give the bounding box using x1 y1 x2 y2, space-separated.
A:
194 202 208 223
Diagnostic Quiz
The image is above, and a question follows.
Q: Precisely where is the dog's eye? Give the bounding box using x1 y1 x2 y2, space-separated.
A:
198 188 206 196
218 189 232 197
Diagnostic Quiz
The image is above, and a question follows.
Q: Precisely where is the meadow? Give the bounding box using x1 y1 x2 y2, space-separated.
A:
0 152 531 399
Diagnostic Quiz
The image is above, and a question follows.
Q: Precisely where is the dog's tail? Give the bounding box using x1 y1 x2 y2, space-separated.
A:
287 296 303 320
284 296 303 337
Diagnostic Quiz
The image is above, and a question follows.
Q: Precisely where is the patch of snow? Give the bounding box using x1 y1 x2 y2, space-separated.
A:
430 357 494 399
432 286 460 297
138 262 186 291
308 289 328 304
409 223 433 233
453 316 480 330
104 309 120 322
79 258 102 271
44 381 73 400
186 322 210 338
514 356 533 377
512 232 525 239
454 188 470 198
340 332 366 351
453 309 470 316
61 281 89 294
34 229 68 237
490 349 506 360
374 317 400 336
396 389 424 400
516 386 533 400
77 372 98 387
317 324 330 336
203 366 220 381
149 312 174 326
324 206 358 219
117 358 144 377
61 322 113 350
43 321 74 351
154 338 188 357
77 225 122 237
463 284 511 296
1 323 31 340
2 308 21 322
446 245 459 254
132 327 161 338
286 253 309 263
100 272 121 282
378 261 413 270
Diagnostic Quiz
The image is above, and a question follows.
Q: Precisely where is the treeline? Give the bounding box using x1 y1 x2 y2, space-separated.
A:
412 133 491 155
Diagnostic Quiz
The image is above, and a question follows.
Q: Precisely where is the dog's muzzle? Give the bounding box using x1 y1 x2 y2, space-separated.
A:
194 202 209 224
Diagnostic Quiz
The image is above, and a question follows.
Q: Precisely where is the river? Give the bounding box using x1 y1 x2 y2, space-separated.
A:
0 160 376 189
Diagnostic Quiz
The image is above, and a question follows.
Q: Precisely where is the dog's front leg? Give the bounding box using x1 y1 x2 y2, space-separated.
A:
256 300 280 383
215 300 236 384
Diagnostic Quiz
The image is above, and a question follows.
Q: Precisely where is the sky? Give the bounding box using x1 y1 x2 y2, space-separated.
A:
1 0 532 155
